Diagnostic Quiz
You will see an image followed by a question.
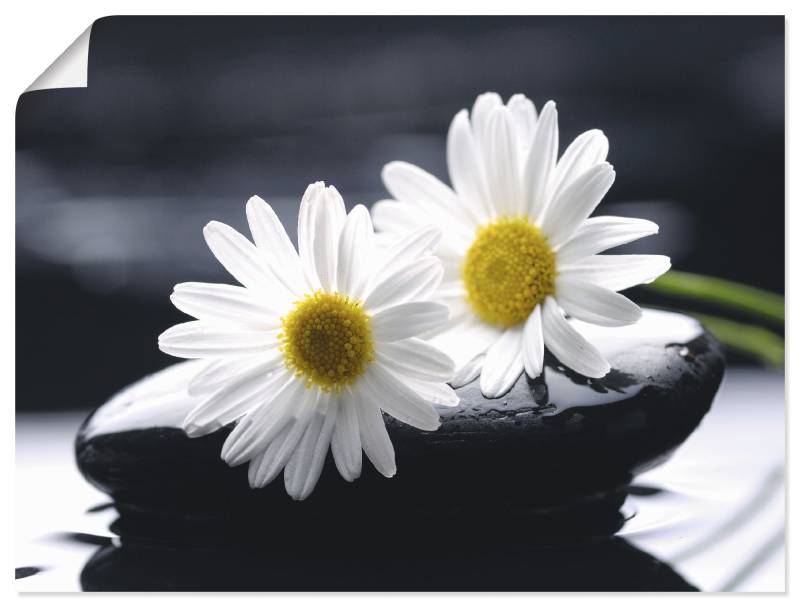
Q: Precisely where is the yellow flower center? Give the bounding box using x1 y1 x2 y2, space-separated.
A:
462 216 556 328
279 291 374 392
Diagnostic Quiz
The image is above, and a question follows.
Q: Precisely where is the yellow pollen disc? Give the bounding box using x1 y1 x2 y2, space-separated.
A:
279 291 374 392
462 216 556 328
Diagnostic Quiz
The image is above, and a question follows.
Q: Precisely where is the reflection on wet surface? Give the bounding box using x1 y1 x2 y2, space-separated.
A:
15 368 784 591
77 529 697 591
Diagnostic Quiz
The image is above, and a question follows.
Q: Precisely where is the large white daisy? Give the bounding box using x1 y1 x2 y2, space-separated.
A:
158 182 458 500
372 92 671 398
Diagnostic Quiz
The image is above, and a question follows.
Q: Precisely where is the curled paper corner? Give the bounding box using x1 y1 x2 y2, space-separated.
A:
25 24 92 92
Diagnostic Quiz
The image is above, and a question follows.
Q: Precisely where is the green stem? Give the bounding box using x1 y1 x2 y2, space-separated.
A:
694 313 784 367
646 271 784 324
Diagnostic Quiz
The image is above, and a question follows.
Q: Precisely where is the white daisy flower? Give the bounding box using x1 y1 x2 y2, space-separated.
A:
372 92 671 398
158 182 458 500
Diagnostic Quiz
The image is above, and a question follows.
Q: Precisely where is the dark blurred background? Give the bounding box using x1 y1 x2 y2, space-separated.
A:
15 16 784 410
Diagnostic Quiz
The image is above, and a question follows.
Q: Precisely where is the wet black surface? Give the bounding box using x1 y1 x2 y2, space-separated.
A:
74 480 697 591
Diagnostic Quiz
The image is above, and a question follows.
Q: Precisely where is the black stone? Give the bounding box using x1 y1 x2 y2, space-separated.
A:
75 309 724 543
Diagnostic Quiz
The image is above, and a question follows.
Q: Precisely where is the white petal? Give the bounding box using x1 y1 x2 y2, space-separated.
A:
381 161 473 239
556 216 659 265
247 391 319 488
559 254 671 291
556 276 643 327
382 160 457 207
351 385 396 477
523 100 559 223
540 162 616 248
285 394 338 500
187 350 281 397
330 396 362 482
439 250 465 284
470 91 503 153
428 317 500 372
368 244 445 308
363 256 442 312
522 305 545 378
549 129 609 204
484 106 521 216
437 230 474 260
405 378 460 407
507 93 538 153
375 224 442 280
203 221 277 292
447 109 492 223
371 301 449 342
220 376 311 467
450 353 484 388
183 362 283 437
479 326 525 398
158 321 276 359
406 264 445 304
297 182 346 291
317 186 348 291
337 204 373 299
245 195 309 295
297 181 325 278
247 425 290 488
170 282 280 328
542 296 610 378
436 280 468 309
362 364 440 431
370 199 422 234
221 389 292 467
376 338 455 381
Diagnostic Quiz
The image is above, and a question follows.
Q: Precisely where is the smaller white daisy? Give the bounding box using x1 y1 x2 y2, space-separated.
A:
158 182 458 500
372 92 671 398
